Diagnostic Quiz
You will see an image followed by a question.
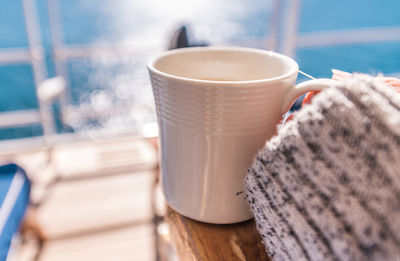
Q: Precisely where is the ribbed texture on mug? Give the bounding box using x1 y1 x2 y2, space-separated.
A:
151 74 283 135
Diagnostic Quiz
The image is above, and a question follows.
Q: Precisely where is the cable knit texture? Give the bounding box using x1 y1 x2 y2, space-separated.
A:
245 75 400 261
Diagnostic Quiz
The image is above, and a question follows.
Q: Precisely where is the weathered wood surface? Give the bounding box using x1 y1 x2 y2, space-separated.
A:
166 207 270 261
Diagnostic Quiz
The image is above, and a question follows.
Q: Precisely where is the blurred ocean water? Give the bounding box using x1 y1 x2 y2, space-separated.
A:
0 0 399 139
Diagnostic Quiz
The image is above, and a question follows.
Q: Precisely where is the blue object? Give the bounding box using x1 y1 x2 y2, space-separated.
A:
0 164 30 261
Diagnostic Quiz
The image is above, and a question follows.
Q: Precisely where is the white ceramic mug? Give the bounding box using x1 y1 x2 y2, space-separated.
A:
148 46 334 224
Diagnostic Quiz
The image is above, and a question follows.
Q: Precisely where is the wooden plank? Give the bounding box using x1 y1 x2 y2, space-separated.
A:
0 136 158 260
165 207 270 261
38 224 154 261
36 171 155 239
53 138 158 179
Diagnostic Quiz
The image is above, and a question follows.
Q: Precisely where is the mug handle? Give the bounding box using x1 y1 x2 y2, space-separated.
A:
281 78 337 115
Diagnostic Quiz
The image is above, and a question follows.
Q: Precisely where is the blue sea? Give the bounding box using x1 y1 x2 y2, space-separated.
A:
0 0 400 140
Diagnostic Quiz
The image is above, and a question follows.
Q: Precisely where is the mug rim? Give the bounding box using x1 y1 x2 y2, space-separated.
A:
147 46 299 86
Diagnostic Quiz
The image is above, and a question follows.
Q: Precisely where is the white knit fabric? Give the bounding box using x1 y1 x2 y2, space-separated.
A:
245 75 400 261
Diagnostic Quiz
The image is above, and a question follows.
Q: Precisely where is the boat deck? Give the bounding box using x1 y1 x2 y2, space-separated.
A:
0 135 164 261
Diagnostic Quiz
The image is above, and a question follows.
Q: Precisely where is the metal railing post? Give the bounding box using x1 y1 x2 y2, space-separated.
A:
281 0 302 57
267 0 281 51
22 0 56 136
46 0 71 118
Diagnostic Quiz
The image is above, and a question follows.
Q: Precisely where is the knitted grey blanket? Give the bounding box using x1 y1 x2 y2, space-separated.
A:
245 75 400 261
